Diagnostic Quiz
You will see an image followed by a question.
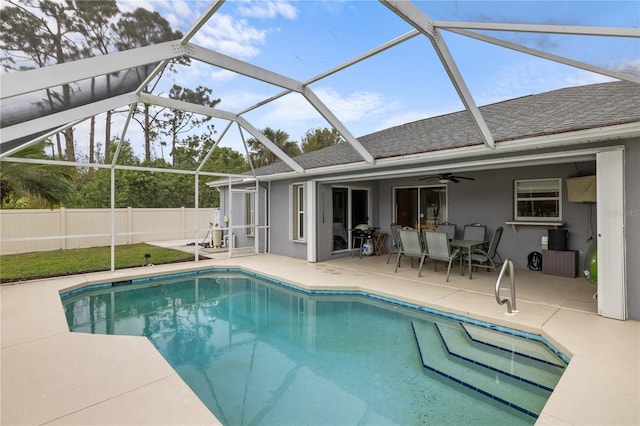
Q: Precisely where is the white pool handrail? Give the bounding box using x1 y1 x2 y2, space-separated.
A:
495 259 518 315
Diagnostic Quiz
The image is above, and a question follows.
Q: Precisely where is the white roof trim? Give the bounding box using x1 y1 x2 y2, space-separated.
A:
238 122 640 182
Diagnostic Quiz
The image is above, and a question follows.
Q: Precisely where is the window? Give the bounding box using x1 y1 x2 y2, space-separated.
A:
514 178 562 221
394 186 447 229
292 184 305 241
245 192 255 236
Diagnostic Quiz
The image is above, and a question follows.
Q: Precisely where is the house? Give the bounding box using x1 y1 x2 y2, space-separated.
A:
212 80 640 321
1 3 637 323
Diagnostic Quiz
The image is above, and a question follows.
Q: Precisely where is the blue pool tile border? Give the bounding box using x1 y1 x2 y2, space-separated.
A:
60 282 114 298
60 266 570 364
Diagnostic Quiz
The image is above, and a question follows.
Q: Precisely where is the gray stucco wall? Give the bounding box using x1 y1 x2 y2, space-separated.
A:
269 179 307 259
451 163 597 270
370 140 639 320
217 138 639 319
377 162 597 270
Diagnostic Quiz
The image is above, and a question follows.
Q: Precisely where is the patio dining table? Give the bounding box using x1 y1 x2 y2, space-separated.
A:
450 239 488 279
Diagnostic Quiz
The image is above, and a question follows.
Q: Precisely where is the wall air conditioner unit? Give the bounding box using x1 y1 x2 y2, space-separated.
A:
566 175 596 203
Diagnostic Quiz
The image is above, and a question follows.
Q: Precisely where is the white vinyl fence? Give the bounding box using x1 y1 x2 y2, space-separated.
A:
0 208 217 255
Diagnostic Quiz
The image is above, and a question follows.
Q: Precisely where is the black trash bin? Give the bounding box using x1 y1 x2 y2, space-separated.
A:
548 229 568 251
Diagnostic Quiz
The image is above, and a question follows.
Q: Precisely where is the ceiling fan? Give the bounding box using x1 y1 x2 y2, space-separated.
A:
419 173 475 184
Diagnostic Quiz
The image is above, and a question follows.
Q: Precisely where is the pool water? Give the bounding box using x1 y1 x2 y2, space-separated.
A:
61 270 567 425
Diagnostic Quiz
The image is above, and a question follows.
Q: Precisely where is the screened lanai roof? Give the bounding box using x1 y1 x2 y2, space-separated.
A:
1 0 639 178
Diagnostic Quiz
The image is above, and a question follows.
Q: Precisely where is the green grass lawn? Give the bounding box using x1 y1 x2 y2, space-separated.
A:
0 244 197 282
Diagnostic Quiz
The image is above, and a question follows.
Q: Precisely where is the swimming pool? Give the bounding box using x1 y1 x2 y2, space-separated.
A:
61 269 568 425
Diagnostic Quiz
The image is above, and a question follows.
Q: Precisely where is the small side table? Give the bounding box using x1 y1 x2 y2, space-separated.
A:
373 232 388 255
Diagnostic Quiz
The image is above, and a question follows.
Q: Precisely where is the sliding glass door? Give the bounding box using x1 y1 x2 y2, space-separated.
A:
394 186 447 229
332 187 369 252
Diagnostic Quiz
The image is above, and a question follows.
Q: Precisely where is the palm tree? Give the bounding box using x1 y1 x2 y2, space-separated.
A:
301 127 344 153
0 141 75 208
246 127 301 168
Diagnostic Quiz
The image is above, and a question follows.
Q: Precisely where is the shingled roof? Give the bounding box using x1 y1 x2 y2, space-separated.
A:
252 80 640 176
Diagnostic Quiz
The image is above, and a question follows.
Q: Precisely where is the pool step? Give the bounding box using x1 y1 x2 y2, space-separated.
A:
411 321 555 418
461 323 567 367
436 323 565 391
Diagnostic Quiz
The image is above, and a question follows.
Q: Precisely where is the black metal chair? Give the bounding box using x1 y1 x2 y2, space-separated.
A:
469 226 504 273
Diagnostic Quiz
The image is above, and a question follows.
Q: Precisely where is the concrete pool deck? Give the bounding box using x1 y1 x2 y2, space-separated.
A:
1 253 639 425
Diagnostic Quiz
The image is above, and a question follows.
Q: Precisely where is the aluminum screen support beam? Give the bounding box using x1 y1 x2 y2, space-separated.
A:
140 93 304 173
1 92 139 145
0 119 83 158
234 116 305 174
189 44 303 93
380 0 495 149
447 28 640 84
302 87 375 163
139 93 237 121
1 42 182 100
180 0 225 44
434 21 640 38
188 43 373 163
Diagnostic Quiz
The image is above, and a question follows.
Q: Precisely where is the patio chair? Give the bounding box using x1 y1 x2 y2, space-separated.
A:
463 223 486 241
423 231 463 282
386 223 403 264
395 229 428 277
435 223 456 241
469 226 504 273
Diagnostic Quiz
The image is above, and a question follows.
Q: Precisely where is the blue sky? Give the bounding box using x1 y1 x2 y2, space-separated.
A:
108 0 639 160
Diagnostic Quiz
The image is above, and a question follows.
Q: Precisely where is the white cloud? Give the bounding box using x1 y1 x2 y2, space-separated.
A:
192 14 266 59
216 88 274 111
117 0 155 14
612 57 640 77
237 1 298 20
232 86 398 141
171 1 195 19
475 59 616 107
313 88 387 122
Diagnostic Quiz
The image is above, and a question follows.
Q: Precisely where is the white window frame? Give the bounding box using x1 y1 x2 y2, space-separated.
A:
514 178 562 221
291 183 305 242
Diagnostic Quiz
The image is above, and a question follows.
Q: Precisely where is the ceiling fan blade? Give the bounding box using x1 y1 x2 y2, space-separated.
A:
418 173 474 182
